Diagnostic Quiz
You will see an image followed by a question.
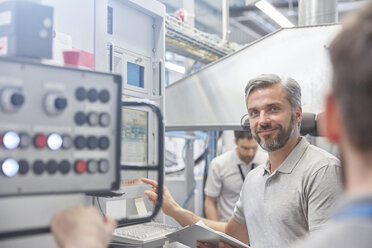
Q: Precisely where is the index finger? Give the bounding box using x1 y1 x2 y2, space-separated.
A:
141 178 158 187
197 241 211 248
218 241 234 248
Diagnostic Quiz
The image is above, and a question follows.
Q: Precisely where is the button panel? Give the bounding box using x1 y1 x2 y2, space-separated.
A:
0 58 121 196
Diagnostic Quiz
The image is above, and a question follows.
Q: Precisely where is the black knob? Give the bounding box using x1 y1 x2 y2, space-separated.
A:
33 160 45 175
18 160 29 175
46 160 58 174
99 89 110 103
59 160 71 174
87 89 98 102
55 97 67 110
98 136 110 150
45 92 67 115
11 93 24 107
75 87 86 101
74 136 86 150
0 87 24 113
74 112 86 126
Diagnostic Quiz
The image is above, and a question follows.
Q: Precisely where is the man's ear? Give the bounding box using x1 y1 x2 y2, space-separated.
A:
322 93 342 143
295 106 302 124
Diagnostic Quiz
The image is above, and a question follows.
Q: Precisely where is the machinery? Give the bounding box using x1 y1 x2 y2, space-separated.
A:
0 58 122 196
0 0 166 247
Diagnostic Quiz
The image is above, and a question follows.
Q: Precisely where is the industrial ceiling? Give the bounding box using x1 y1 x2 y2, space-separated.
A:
159 0 366 47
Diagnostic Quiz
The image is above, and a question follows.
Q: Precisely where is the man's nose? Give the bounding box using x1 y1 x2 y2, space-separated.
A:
258 111 269 125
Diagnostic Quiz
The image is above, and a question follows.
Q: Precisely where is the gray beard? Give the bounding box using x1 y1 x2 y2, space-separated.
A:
255 114 295 152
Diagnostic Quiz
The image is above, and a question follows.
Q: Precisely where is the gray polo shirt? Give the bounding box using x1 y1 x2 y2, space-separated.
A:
232 138 342 248
205 148 267 221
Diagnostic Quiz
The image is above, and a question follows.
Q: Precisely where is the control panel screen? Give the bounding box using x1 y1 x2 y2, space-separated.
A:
127 62 144 88
121 108 148 165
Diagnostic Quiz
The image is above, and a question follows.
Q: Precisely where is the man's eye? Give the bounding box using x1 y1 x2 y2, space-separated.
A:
271 106 279 111
249 111 259 117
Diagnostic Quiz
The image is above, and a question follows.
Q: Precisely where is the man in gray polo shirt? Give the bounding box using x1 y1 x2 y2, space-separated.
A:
205 130 267 222
142 74 342 248
226 74 342 247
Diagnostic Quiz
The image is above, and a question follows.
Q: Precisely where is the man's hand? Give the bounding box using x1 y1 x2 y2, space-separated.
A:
197 241 235 248
141 178 228 230
141 177 181 216
51 205 117 248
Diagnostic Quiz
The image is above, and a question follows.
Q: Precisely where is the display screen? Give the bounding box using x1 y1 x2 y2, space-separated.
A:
127 62 144 88
121 108 148 165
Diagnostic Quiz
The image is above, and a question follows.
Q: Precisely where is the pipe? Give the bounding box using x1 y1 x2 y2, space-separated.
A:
298 0 338 26
222 0 229 41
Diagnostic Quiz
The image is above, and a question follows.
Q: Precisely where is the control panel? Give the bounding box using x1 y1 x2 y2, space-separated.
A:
0 58 121 196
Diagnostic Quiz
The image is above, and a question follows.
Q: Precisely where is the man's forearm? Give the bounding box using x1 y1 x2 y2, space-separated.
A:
169 206 227 232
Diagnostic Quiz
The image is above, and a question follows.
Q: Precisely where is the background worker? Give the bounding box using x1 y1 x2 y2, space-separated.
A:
205 130 267 221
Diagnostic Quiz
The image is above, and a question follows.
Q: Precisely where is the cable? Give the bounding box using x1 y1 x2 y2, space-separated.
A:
202 149 209 217
182 177 196 209
96 197 105 216
182 139 191 162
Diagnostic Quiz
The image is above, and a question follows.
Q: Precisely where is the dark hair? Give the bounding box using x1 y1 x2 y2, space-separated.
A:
234 130 253 140
329 2 372 151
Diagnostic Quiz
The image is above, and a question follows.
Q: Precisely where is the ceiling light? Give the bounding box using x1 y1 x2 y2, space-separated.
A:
246 0 295 28
165 62 186 74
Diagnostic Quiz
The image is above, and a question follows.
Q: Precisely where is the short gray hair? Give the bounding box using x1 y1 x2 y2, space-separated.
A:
244 74 302 111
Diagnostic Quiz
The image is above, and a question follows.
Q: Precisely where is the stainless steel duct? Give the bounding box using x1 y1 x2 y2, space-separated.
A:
299 0 338 25
165 24 341 131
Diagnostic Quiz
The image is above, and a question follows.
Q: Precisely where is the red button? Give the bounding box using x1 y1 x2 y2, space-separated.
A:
34 134 47 148
75 160 87 174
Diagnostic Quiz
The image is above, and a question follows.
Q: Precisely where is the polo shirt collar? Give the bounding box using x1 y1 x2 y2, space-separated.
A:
262 137 309 175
